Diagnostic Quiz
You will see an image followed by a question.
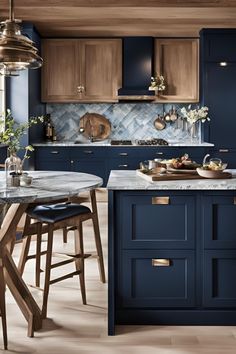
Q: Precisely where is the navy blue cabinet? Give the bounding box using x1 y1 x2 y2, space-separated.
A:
117 192 195 249
35 147 71 171
109 190 236 333
201 29 236 166
119 250 195 308
0 146 7 164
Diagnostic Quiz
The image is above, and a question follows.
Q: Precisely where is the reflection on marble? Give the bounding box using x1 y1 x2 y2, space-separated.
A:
107 170 236 190
0 171 102 203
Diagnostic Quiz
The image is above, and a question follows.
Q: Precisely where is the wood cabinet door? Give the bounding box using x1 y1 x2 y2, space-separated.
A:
154 39 199 102
79 39 121 102
41 39 79 102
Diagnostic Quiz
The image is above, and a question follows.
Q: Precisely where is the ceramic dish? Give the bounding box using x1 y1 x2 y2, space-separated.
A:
167 167 198 175
196 167 229 178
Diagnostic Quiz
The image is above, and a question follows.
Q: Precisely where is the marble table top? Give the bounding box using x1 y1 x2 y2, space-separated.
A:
33 141 214 147
0 171 103 203
107 170 236 190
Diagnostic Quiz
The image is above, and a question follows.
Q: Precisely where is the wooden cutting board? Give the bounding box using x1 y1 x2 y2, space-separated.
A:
136 169 232 182
79 112 111 140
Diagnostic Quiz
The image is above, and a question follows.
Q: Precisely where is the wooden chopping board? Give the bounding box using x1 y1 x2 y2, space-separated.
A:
79 113 111 140
136 169 232 182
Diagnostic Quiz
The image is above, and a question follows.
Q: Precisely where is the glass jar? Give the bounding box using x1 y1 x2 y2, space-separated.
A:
5 153 22 187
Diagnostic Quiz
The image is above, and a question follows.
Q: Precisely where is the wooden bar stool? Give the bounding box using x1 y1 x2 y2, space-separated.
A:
18 203 93 319
62 190 106 283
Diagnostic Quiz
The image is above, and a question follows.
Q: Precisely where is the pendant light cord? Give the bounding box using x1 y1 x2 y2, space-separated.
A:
9 0 14 21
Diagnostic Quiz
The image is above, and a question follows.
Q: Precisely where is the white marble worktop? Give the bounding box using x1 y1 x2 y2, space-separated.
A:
33 141 214 147
0 171 102 203
107 170 236 190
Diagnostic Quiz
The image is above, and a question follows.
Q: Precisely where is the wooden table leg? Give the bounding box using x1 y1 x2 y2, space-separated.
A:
0 204 42 336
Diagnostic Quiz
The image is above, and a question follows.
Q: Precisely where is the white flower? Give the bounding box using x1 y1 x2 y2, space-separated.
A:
180 105 210 124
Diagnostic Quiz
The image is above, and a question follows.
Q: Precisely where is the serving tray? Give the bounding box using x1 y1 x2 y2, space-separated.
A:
136 169 232 182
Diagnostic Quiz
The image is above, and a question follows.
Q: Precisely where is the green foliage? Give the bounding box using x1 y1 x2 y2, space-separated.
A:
0 109 44 155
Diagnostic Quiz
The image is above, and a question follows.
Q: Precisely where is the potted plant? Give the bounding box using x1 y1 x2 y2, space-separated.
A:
0 109 44 186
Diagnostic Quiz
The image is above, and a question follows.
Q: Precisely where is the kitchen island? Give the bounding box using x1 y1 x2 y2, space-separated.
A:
107 170 236 334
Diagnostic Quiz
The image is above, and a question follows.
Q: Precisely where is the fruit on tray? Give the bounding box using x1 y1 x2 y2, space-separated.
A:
163 154 200 170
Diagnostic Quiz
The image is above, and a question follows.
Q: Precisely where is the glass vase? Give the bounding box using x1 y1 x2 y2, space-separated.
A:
189 121 201 144
5 153 22 187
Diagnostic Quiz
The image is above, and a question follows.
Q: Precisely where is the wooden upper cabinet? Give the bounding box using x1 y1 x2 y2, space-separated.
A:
41 39 79 102
41 39 121 103
154 39 199 103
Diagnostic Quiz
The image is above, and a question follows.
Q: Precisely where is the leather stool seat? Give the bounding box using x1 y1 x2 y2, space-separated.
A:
27 203 91 224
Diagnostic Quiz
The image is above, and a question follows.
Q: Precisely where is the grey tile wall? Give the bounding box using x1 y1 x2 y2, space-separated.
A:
46 103 196 142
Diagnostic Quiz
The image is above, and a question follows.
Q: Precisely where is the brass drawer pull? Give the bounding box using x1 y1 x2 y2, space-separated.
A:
50 151 59 154
118 164 128 167
234 197 236 205
152 196 170 205
83 150 93 154
152 259 170 267
219 149 229 153
119 152 128 156
156 152 164 155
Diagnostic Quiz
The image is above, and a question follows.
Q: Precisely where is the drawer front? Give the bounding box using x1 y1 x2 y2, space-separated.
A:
202 196 236 249
203 250 236 308
35 147 70 161
117 192 195 249
119 250 195 308
109 147 141 158
109 158 140 170
71 147 107 158
36 160 71 171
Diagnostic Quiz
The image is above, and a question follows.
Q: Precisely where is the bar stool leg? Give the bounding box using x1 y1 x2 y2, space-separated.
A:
74 223 86 305
18 236 32 276
62 227 68 243
0 261 8 350
35 223 42 288
90 190 106 283
42 225 54 319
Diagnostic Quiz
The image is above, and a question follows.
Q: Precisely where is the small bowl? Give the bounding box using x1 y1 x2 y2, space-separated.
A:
197 168 226 179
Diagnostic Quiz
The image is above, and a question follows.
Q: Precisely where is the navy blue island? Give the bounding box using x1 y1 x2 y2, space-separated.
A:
107 170 236 335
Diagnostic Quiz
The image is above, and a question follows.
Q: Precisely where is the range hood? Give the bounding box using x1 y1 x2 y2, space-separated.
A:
118 37 155 100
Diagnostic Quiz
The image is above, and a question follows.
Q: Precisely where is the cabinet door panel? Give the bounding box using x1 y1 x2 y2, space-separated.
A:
119 250 195 308
73 160 106 185
117 192 195 249
202 196 236 249
154 39 199 102
203 250 236 308
204 63 236 148
36 160 71 171
41 39 79 102
80 39 121 102
204 33 236 62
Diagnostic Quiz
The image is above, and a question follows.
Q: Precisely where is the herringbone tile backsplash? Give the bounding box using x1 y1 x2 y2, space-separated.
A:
47 103 195 142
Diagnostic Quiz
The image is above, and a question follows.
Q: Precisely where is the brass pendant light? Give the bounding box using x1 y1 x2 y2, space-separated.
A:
0 0 43 76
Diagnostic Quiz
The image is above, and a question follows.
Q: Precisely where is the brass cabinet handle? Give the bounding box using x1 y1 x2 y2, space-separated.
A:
233 197 236 205
50 151 59 154
83 150 93 154
118 164 128 167
152 196 170 205
156 152 164 155
77 85 84 93
70 160 74 164
152 259 170 267
119 152 128 156
219 149 229 153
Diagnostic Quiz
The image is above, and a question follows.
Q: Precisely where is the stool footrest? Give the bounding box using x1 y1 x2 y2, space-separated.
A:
49 271 81 285
26 250 47 260
51 253 91 269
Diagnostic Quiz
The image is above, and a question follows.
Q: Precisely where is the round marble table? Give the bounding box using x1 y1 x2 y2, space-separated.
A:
0 171 103 338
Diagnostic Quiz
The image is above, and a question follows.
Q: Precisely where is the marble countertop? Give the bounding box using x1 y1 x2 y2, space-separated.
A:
0 171 103 203
107 170 236 190
33 141 214 147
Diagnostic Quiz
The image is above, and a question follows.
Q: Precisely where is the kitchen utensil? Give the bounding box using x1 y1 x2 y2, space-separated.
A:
79 113 111 140
154 114 166 130
170 106 178 122
164 111 171 122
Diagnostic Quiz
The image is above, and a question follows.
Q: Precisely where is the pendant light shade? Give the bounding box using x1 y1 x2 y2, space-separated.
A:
0 0 43 76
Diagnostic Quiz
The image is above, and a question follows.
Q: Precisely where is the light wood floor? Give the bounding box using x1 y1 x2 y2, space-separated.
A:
3 200 236 353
